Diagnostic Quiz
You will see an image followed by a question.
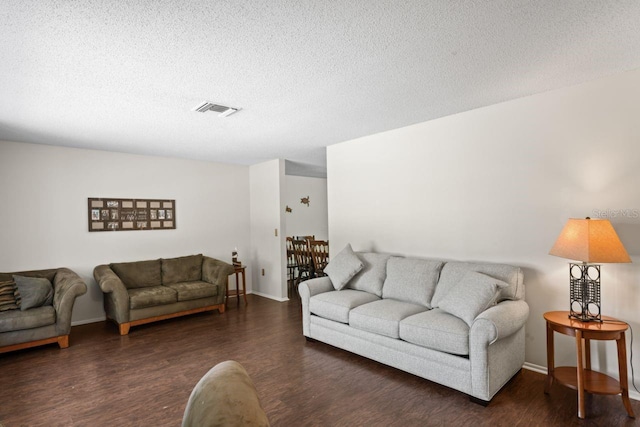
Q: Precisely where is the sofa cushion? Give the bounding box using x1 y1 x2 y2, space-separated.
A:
13 275 54 310
0 280 20 311
382 258 444 308
399 308 470 355
128 286 177 309
0 305 56 333
347 253 391 297
437 271 508 326
111 259 162 289
324 244 364 290
309 290 380 324
431 261 523 307
165 281 218 302
162 254 204 285
349 299 426 339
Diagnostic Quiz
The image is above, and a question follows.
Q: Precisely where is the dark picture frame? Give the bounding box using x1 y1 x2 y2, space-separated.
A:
88 198 176 232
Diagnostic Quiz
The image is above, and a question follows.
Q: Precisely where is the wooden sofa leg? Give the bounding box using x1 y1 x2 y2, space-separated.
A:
119 323 131 335
218 304 225 314
57 335 70 349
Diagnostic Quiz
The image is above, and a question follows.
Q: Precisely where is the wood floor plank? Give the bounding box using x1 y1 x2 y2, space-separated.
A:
1 294 639 426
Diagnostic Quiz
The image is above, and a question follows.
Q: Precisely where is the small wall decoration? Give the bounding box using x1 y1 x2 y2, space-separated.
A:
285 205 292 213
232 247 241 267
88 198 176 232
300 196 310 207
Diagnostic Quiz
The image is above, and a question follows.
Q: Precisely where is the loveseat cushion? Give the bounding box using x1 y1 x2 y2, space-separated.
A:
347 253 391 297
349 299 426 339
128 286 177 309
309 290 380 324
382 258 444 308
162 254 203 285
111 259 162 289
431 261 524 307
165 281 218 301
399 308 470 355
0 306 55 333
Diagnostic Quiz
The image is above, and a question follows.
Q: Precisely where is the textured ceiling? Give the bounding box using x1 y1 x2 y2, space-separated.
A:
2 1 640 173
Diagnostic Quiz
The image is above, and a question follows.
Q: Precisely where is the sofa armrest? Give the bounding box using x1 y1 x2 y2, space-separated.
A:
471 300 529 345
298 277 334 302
94 264 130 324
202 257 234 307
202 256 235 287
299 277 334 336
52 268 88 335
202 256 235 284
469 299 529 401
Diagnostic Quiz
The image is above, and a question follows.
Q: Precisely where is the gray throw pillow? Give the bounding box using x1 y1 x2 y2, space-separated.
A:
437 271 508 326
347 252 391 297
13 275 54 311
324 244 364 290
382 257 444 307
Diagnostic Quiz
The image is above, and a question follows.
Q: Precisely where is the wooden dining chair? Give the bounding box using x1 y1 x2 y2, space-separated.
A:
285 237 298 296
308 240 329 277
292 239 314 287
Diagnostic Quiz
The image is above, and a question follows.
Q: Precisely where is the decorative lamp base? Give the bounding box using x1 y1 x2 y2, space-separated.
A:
568 263 601 322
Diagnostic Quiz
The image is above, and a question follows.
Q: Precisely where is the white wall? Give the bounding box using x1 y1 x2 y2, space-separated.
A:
249 159 287 301
327 68 640 391
284 175 328 240
0 141 250 324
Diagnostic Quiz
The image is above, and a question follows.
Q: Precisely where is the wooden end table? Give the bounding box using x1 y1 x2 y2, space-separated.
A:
226 265 247 308
544 310 635 419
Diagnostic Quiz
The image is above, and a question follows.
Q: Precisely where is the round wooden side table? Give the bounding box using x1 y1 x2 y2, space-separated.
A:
543 310 635 419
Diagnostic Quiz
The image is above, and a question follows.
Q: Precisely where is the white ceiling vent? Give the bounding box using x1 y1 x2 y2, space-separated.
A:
193 102 239 117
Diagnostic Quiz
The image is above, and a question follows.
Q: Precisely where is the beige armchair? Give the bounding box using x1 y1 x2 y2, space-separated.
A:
182 360 270 427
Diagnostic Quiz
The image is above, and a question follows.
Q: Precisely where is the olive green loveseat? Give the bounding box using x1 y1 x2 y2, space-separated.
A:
0 268 87 354
94 254 234 335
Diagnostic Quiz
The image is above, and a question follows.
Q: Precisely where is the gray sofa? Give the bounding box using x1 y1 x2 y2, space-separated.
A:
0 268 87 353
94 254 234 335
299 248 529 403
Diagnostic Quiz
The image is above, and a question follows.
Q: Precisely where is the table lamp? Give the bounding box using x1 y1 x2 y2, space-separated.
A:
549 217 631 322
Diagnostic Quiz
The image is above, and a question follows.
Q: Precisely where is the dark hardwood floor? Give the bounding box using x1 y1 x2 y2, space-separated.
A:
1 294 639 426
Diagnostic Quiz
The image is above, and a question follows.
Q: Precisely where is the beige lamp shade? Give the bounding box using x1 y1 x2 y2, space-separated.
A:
549 218 631 263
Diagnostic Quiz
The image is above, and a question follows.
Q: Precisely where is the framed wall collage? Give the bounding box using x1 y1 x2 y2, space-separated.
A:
88 198 176 232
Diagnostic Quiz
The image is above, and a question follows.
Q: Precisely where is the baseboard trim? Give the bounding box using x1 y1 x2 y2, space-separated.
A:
522 362 547 375
523 362 640 401
250 291 289 302
71 316 106 327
